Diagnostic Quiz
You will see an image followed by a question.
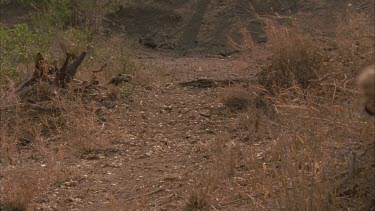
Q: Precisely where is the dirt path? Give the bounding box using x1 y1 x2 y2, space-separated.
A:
34 1 363 208
34 55 266 210
4 0 371 210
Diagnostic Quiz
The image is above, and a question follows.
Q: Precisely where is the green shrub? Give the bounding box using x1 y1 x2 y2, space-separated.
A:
26 0 73 29
0 24 53 81
62 27 93 54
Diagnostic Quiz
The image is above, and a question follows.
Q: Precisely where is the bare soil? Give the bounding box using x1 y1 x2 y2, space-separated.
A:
1 0 374 210
106 0 271 55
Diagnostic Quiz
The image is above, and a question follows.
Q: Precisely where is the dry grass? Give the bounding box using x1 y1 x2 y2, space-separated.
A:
185 185 211 211
259 92 374 210
0 10 136 208
258 21 326 94
216 88 374 210
335 12 374 67
0 164 70 211
0 35 132 210
216 11 374 210
1 3 374 210
221 86 252 112
261 12 375 210
0 87 127 209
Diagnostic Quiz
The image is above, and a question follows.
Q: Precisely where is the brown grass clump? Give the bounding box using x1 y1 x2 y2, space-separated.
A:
259 91 375 210
217 86 374 210
222 87 252 112
257 21 326 94
183 170 222 211
218 12 375 210
0 164 69 211
184 186 211 211
221 85 274 115
0 81 128 209
335 12 374 67
0 31 134 209
255 15 374 208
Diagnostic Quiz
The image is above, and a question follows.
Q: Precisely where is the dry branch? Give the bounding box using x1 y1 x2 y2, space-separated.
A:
108 74 132 85
11 51 132 111
14 75 39 95
56 52 87 88
178 78 249 88
15 52 86 99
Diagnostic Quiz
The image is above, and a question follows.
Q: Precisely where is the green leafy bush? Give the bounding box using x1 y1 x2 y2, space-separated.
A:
26 0 73 29
62 27 92 54
0 24 53 80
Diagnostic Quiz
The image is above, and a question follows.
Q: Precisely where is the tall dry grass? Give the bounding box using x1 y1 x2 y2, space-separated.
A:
215 11 374 210
0 86 128 209
258 20 326 94
0 35 133 210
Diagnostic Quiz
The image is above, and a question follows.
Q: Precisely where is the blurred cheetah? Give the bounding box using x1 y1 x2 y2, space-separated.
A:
358 65 375 115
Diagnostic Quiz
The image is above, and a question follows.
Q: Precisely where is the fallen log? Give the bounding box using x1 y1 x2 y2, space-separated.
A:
15 53 51 94
108 73 133 85
14 75 39 95
11 52 133 111
178 78 249 88
56 52 86 88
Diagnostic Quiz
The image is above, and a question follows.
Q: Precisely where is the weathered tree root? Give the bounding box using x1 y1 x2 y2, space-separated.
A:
15 52 86 98
178 78 249 88
11 52 132 110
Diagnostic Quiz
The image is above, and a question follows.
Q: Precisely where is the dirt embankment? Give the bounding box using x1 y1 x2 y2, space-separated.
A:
105 0 288 56
105 0 374 57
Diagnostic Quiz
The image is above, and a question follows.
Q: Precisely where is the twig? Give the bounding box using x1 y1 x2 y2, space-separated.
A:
218 197 252 206
294 115 355 128
65 52 87 84
310 72 339 83
357 142 375 158
336 141 375 190
319 83 359 94
16 85 35 97
275 104 320 112
56 52 74 87
0 103 19 111
24 102 62 112
45 135 61 142
14 75 38 94
124 188 163 202
179 78 249 88
93 63 107 73
281 0 302 11
331 81 337 103
72 79 84 84
336 152 358 190
356 0 372 9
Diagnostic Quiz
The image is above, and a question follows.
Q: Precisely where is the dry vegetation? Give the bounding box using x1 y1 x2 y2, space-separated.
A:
0 52 132 210
0 1 374 210
211 11 374 211
0 19 134 210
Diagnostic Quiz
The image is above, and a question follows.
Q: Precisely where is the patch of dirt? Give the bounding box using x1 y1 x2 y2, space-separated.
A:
30 55 259 210
106 0 275 55
2 0 374 210
105 0 374 57
0 3 33 27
